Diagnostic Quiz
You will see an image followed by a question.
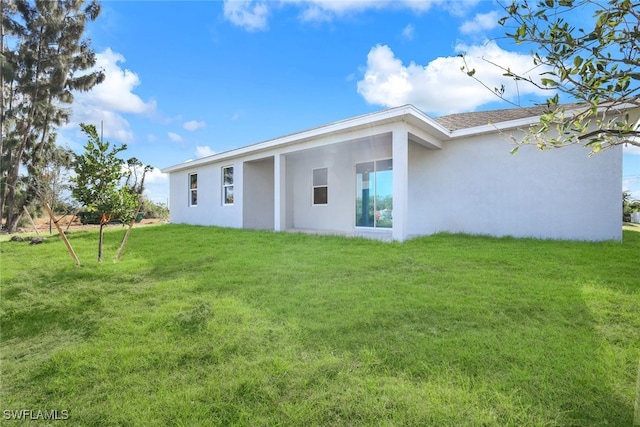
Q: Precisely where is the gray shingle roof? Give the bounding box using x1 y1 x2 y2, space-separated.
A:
434 104 583 131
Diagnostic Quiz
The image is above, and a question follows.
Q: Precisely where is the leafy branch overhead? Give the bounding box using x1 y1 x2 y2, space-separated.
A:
460 0 640 153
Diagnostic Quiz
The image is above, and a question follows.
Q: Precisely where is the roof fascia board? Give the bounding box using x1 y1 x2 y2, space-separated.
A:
162 105 444 173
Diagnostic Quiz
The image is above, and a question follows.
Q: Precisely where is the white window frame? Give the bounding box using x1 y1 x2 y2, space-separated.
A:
312 167 328 206
222 166 234 206
188 173 198 207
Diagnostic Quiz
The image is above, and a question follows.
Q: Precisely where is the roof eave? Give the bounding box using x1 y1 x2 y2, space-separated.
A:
162 105 450 173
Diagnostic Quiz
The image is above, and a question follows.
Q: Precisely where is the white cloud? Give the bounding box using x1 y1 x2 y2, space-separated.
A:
623 173 640 200
624 144 640 156
143 167 169 184
183 120 206 131
401 24 415 40
84 48 155 115
356 42 550 115
292 0 454 19
69 48 156 143
124 164 168 184
224 0 476 29
223 0 270 31
168 132 183 143
437 0 481 17
69 107 136 143
195 146 216 158
291 0 388 22
460 11 501 34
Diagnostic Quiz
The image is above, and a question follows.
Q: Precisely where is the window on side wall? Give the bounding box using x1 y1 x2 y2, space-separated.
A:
189 173 198 206
222 166 234 205
312 168 328 205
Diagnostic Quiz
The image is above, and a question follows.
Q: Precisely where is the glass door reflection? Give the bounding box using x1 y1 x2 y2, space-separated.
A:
355 159 392 228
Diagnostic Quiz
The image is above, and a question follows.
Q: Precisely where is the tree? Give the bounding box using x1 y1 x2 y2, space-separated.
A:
38 145 74 211
36 145 75 232
71 123 138 262
461 0 640 153
123 157 153 197
623 190 640 222
1 0 104 233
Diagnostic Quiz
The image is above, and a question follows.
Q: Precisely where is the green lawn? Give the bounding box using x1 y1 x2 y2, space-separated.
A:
1 225 639 426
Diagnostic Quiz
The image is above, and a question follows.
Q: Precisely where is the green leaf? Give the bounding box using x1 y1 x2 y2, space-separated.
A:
573 56 583 68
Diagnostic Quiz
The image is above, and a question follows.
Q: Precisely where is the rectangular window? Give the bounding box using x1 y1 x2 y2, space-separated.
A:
222 166 234 205
189 173 197 206
312 168 328 205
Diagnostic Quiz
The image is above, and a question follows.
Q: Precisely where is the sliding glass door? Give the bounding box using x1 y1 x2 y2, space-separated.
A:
355 159 393 228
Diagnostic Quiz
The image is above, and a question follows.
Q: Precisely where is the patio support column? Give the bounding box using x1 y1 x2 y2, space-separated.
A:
392 127 409 241
274 154 286 231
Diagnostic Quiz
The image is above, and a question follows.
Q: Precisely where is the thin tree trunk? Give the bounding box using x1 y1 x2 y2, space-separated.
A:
4 24 46 233
0 81 17 229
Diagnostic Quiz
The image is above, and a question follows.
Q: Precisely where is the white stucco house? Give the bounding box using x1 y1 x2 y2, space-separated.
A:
162 104 628 242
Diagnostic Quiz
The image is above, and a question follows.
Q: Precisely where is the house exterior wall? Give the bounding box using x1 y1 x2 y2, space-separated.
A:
407 132 622 241
243 158 274 229
168 161 243 228
286 135 392 232
166 107 623 242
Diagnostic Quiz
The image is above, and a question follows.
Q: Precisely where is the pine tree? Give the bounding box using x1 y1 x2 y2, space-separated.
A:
1 0 104 232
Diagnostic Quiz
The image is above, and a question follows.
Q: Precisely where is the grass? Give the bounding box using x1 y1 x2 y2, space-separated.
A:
1 224 639 426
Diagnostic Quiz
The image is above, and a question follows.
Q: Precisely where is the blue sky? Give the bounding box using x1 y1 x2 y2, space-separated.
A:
56 0 640 205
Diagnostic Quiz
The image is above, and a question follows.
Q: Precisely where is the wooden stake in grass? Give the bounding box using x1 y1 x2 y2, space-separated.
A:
44 203 80 266
22 206 40 236
115 203 142 261
65 210 80 233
